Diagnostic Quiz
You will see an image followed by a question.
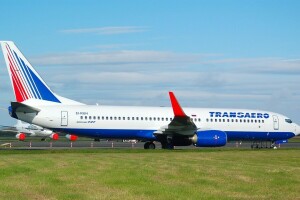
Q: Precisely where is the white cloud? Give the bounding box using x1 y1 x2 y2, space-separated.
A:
60 26 148 35
205 57 300 74
30 50 203 67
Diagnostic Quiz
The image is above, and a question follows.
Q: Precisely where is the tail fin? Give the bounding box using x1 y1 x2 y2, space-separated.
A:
0 41 83 105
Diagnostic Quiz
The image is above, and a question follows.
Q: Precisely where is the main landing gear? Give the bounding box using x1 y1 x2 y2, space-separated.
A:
144 141 156 149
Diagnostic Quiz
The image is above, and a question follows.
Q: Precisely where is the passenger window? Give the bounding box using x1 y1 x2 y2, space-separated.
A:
127 117 130 120
80 116 83 120
132 117 134 120
141 117 143 120
118 117 121 120
85 116 87 119
110 117 113 120
106 116 108 120
93 116 96 120
149 117 152 121
145 117 148 121
123 117 125 120
136 117 139 120
102 116 104 120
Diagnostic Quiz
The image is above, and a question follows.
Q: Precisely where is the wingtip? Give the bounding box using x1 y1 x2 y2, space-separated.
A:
169 91 186 117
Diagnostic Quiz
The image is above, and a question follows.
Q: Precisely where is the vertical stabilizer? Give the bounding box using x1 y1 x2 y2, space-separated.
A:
0 41 83 105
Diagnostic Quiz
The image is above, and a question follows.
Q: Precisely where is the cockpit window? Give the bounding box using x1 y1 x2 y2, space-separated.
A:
285 119 292 123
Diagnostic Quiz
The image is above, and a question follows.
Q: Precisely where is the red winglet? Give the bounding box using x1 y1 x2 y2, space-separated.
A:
169 91 187 117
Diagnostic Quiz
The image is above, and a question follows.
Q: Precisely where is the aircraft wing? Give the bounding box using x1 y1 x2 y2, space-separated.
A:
154 92 197 136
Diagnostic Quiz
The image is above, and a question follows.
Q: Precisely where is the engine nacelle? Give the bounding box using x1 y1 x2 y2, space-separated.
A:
16 133 26 141
192 130 227 147
49 133 59 140
66 134 78 141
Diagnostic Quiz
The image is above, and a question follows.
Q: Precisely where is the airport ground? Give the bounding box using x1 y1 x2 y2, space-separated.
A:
0 136 300 150
0 148 299 199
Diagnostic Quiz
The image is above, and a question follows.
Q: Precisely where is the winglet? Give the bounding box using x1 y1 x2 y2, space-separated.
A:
169 92 187 117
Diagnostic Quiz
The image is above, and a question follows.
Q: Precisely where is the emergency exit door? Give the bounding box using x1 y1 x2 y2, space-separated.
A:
273 115 279 130
61 111 68 126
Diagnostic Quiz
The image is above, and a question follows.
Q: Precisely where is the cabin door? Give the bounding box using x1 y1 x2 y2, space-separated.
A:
61 111 68 126
273 115 279 130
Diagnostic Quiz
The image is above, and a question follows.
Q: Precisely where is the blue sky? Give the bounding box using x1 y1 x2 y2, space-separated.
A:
0 0 299 125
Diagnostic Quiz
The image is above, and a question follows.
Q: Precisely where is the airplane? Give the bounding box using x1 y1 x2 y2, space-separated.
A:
0 120 58 141
0 120 78 142
0 41 299 149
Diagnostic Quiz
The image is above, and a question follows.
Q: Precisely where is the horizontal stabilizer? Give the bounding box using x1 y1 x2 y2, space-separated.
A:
11 102 40 114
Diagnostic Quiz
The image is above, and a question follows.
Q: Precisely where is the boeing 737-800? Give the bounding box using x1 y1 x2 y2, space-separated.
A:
0 41 299 149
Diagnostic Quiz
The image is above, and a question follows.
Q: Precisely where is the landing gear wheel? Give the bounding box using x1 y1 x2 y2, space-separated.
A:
161 142 174 149
144 142 155 149
148 142 155 149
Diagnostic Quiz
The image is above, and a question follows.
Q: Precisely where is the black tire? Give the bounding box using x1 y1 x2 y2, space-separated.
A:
144 142 150 149
148 142 155 149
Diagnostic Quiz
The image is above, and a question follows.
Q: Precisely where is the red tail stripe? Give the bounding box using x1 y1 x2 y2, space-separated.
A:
6 46 29 101
8 55 28 101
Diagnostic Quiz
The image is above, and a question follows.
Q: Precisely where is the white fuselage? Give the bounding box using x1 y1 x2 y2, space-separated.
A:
16 105 299 141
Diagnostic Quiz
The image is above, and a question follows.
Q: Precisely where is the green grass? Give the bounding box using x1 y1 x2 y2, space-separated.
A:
0 149 299 200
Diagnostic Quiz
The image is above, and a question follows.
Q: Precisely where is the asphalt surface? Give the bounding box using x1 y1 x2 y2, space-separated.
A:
0 140 299 150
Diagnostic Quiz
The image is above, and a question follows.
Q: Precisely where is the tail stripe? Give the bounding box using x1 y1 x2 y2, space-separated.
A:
15 52 40 99
13 51 37 99
6 49 28 101
10 48 34 99
6 45 30 100
2 42 61 103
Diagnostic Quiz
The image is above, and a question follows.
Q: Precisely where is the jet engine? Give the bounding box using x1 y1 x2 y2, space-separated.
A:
191 130 227 147
66 134 78 141
16 132 26 141
49 133 59 140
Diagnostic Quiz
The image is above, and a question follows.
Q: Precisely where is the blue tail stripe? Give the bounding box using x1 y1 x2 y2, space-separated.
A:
21 59 41 99
26 66 61 103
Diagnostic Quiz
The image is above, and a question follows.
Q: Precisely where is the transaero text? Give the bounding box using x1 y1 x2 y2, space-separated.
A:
209 112 270 119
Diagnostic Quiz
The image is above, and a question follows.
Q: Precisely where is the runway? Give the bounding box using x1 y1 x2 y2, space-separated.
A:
1 140 299 150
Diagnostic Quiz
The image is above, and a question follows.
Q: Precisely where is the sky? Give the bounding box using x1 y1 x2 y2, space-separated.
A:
0 0 299 126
